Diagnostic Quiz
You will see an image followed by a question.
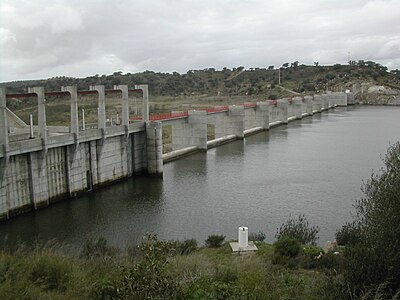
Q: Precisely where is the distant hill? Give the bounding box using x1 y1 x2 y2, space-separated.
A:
2 61 399 98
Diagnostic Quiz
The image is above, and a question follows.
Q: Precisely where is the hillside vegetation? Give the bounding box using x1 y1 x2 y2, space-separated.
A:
2 61 400 126
2 61 399 98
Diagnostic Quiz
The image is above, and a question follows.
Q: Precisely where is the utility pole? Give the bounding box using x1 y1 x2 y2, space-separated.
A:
278 68 281 85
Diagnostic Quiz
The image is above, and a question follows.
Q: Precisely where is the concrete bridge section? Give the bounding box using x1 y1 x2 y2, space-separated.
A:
0 85 162 220
162 91 353 162
0 86 354 221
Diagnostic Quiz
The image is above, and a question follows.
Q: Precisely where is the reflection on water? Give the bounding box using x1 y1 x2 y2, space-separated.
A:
0 106 399 250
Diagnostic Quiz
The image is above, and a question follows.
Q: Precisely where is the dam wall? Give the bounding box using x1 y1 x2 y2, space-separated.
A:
0 86 353 220
0 85 157 220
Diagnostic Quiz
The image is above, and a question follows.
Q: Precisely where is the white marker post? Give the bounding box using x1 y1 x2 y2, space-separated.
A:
238 226 249 248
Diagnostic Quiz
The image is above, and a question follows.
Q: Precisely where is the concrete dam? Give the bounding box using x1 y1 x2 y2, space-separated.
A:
0 85 355 221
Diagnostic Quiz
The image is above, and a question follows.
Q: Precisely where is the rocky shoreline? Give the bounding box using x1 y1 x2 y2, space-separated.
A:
356 85 400 105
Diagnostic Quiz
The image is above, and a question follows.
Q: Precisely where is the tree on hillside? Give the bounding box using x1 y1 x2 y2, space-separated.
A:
336 142 400 298
291 61 299 69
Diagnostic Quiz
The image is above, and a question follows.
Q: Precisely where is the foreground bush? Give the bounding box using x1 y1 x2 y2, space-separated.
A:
338 142 400 298
335 222 361 246
275 214 320 245
274 236 301 258
80 236 117 261
248 231 266 242
205 235 225 248
171 238 198 255
118 234 183 299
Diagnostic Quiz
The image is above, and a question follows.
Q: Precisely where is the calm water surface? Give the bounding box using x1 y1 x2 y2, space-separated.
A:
1 106 399 250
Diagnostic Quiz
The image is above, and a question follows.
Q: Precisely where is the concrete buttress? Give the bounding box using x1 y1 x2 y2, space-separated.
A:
146 122 163 176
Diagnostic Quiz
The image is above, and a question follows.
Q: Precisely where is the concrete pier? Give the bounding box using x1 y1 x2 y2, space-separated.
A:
321 94 329 111
114 85 130 127
255 101 270 130
313 95 323 113
146 122 163 177
135 85 149 122
172 110 207 151
209 105 245 139
90 85 106 129
328 93 347 108
277 99 289 124
304 96 313 116
347 92 355 105
292 97 303 119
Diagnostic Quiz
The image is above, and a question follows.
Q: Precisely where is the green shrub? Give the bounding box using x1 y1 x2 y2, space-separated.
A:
340 142 400 297
271 253 298 269
301 245 324 258
276 214 320 245
343 244 385 296
118 234 183 299
80 237 117 261
91 279 119 299
318 252 344 272
297 255 318 269
248 231 266 242
30 254 71 292
214 266 238 283
298 245 324 269
205 235 225 248
185 278 246 300
177 239 198 255
274 236 301 258
335 222 361 246
359 282 400 300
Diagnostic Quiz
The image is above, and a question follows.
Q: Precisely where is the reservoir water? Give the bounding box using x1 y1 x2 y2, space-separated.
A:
1 106 399 251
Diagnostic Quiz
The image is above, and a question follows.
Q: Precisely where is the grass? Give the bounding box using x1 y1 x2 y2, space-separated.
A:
0 237 346 299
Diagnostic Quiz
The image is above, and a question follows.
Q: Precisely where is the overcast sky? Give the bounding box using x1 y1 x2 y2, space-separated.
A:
1 0 399 83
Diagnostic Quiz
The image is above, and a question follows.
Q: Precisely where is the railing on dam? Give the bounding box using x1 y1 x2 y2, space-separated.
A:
131 111 189 122
130 103 265 122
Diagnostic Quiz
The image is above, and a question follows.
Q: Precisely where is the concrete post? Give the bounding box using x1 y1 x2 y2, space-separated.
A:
135 84 149 122
313 95 322 113
256 101 269 130
62 86 79 136
292 97 303 119
321 94 329 110
277 99 288 124
114 85 129 126
188 110 207 150
90 85 106 129
335 92 348 106
304 96 313 115
146 122 163 176
28 87 46 141
0 88 9 148
172 110 207 151
327 93 335 108
229 105 245 139
346 92 355 105
238 226 249 248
